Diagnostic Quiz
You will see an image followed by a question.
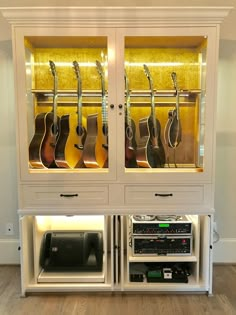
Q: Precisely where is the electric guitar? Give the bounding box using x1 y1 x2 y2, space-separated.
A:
136 64 165 168
124 70 137 168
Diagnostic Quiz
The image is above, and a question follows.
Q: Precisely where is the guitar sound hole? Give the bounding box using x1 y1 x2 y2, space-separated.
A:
51 124 58 136
103 125 108 136
76 125 84 137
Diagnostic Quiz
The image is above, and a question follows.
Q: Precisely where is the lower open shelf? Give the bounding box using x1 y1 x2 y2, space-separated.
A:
19 213 212 295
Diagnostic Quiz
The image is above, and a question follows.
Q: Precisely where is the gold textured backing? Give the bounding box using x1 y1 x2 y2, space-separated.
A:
31 47 107 168
27 36 207 168
125 46 203 166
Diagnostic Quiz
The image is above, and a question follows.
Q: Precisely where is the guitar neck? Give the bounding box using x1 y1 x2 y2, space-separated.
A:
77 86 83 128
52 75 58 135
101 94 108 128
150 92 157 130
176 90 180 120
126 90 132 127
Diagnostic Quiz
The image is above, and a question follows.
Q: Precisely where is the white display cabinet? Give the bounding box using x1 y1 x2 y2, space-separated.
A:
0 6 231 296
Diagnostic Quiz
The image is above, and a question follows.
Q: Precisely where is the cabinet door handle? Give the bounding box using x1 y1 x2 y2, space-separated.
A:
110 104 115 109
154 193 173 197
60 194 78 198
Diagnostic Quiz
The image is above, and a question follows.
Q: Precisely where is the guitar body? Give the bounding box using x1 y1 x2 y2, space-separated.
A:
167 109 182 148
40 112 60 168
125 119 137 168
82 113 101 168
148 116 166 167
55 113 87 168
136 117 152 168
165 72 182 149
101 124 108 168
54 114 70 168
29 112 48 169
136 116 165 168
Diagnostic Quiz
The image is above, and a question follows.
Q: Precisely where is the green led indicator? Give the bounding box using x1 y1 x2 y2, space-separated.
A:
159 223 170 227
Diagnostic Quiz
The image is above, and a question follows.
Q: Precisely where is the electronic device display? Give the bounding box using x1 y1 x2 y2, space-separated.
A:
132 235 192 256
131 215 192 235
40 231 103 272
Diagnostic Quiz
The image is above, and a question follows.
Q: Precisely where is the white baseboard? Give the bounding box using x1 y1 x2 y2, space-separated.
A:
213 238 236 263
0 239 20 264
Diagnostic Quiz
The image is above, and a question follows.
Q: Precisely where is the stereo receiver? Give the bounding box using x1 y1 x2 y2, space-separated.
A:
131 215 192 235
132 235 192 256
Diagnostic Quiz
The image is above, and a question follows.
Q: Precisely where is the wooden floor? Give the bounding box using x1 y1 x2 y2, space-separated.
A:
0 265 236 315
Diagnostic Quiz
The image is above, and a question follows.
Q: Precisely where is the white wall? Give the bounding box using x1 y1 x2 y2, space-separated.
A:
0 2 235 263
0 40 19 263
213 40 236 262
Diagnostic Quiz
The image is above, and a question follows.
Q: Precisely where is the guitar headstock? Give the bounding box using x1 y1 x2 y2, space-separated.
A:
171 72 179 92
73 60 80 79
96 60 105 77
96 60 105 96
73 60 82 97
49 60 57 77
49 60 58 95
143 64 154 93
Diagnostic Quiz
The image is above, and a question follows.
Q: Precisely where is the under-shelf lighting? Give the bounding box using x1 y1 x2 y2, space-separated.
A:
125 61 206 67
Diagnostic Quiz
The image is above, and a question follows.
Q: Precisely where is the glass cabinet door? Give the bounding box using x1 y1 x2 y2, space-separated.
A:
116 28 216 183
15 28 117 181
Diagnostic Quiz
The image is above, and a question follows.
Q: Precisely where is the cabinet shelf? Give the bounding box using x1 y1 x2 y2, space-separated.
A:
128 254 197 263
32 89 200 106
32 88 201 98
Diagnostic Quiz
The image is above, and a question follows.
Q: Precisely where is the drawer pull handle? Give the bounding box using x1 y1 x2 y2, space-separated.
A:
155 193 173 197
60 194 78 198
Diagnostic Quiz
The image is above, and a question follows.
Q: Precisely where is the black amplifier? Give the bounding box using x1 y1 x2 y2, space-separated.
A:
131 216 192 235
132 235 192 256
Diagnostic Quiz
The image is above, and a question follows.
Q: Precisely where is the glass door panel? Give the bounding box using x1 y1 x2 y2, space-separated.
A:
25 35 110 172
124 36 207 172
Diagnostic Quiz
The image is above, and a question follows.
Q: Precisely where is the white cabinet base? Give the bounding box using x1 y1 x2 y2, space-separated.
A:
19 213 212 296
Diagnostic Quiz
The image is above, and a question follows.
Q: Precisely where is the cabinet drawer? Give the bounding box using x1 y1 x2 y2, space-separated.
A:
22 185 108 208
125 185 204 205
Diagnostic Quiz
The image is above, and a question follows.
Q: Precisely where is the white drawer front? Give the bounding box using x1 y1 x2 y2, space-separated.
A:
125 185 204 205
22 185 109 208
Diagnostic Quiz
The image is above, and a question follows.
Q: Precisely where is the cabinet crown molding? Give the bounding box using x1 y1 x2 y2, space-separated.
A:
0 6 233 27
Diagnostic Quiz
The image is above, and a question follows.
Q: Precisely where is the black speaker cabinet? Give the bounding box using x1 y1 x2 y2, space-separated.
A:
40 231 103 272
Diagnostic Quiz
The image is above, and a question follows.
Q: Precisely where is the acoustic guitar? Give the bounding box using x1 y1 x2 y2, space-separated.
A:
82 60 107 168
29 60 60 168
124 70 137 168
40 60 60 168
29 112 49 169
55 61 87 168
136 64 166 168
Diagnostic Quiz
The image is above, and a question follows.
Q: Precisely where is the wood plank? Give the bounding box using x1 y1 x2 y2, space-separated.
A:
0 265 236 315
